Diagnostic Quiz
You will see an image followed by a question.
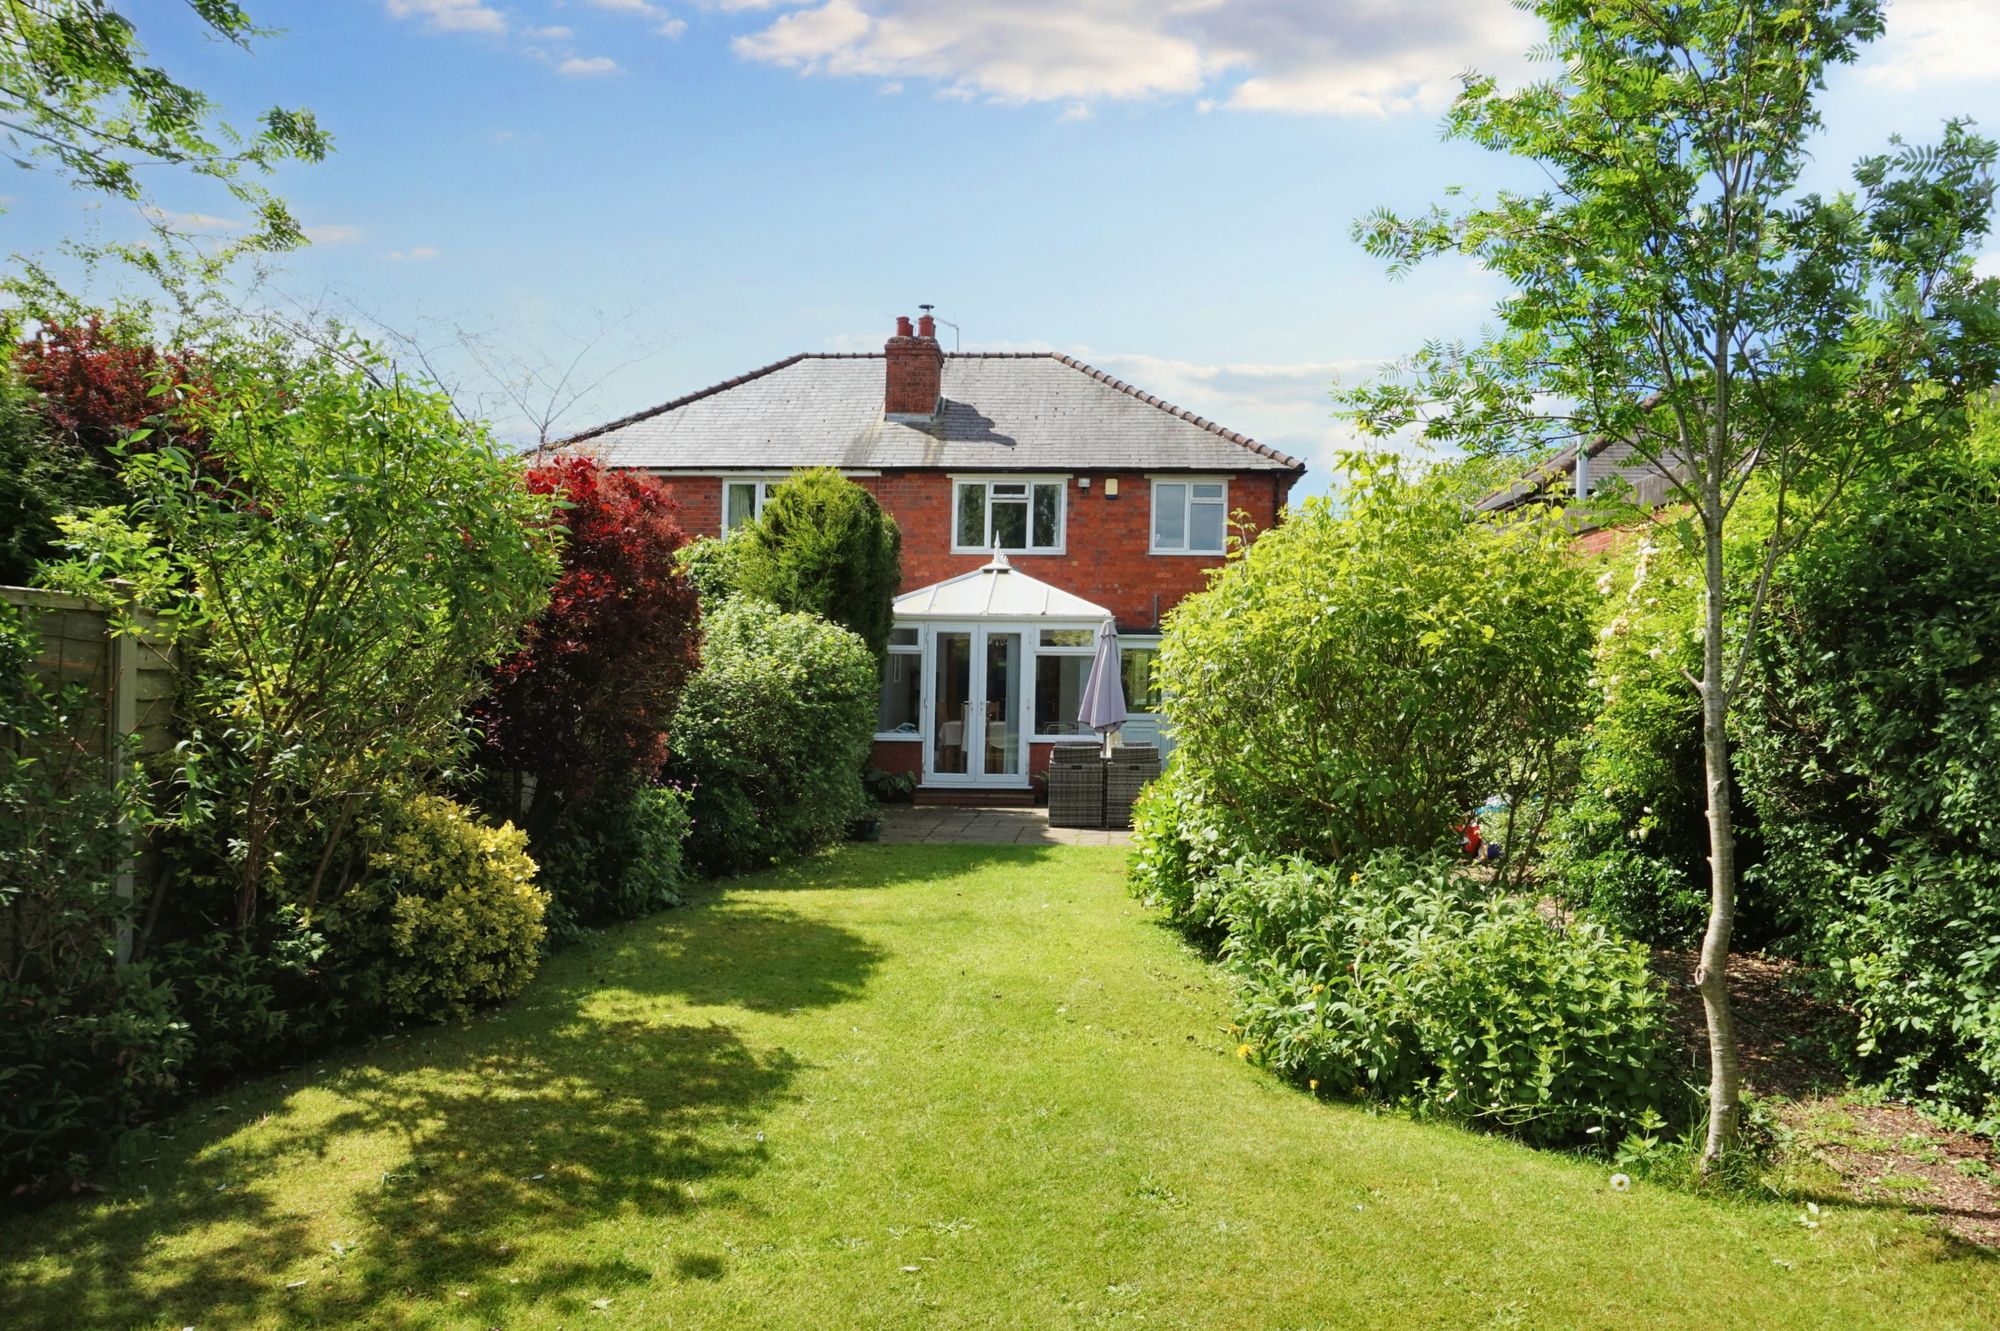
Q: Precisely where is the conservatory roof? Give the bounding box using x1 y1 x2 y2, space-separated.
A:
892 552 1112 621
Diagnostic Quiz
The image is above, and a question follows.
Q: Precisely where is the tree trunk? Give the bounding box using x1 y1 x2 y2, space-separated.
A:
1696 517 1741 1169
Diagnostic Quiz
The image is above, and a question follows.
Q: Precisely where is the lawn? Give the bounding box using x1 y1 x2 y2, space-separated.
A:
2 844 1994 1330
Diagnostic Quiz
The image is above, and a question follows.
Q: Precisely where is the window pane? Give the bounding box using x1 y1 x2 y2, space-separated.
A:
1153 483 1187 548
1189 499 1226 553
992 482 1027 496
876 651 922 733
889 626 919 649
1034 654 1094 736
725 482 758 532
991 496 1028 549
1040 628 1093 648
1120 647 1161 712
955 483 986 547
1192 482 1225 501
1032 483 1060 548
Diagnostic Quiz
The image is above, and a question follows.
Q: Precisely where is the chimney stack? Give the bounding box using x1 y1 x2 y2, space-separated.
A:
884 311 943 419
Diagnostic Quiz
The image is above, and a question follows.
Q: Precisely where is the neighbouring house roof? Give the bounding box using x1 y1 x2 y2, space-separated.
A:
556 353 1305 474
1476 431 1689 519
893 552 1112 621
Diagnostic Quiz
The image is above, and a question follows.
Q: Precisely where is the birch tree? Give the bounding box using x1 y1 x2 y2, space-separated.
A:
1342 0 2000 1166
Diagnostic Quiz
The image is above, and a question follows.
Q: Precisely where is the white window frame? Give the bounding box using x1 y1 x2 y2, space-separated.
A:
874 626 925 742
1148 475 1230 555
949 474 1068 555
1117 634 1164 716
1032 626 1103 744
721 475 786 532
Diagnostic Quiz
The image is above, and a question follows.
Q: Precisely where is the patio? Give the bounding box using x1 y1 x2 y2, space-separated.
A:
878 803 1132 846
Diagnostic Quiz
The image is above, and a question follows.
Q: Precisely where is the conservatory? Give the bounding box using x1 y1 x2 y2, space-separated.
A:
871 552 1142 793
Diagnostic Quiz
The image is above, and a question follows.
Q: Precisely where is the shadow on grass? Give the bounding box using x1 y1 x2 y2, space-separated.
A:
726 840 1092 896
0 903 883 1330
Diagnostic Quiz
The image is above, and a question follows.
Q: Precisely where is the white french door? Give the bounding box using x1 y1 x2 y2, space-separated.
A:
924 625 1026 787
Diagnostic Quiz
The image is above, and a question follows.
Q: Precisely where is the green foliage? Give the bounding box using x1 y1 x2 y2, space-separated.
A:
1223 853 1692 1147
1148 457 1592 882
0 964 189 1193
535 784 692 939
731 468 902 661
1127 762 1245 943
0 0 329 255
861 766 916 805
324 794 547 1022
0 366 119 585
1545 535 1718 945
670 597 877 876
675 534 743 610
44 332 561 931
1737 441 2000 1129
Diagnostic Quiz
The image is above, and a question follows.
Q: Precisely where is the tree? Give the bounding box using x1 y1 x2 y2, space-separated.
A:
0 0 328 251
43 329 560 932
472 455 702 836
732 467 902 662
1343 0 2000 1165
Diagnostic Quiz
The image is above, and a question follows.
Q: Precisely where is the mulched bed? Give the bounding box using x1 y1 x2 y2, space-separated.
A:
1653 947 2000 1250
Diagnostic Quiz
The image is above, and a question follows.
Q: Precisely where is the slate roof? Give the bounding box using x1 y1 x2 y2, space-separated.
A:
1476 433 1689 518
556 352 1304 474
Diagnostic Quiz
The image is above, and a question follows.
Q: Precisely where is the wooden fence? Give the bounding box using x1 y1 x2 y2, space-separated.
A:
2 586 177 964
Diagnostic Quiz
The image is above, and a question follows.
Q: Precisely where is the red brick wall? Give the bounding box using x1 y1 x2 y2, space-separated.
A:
646 468 1298 631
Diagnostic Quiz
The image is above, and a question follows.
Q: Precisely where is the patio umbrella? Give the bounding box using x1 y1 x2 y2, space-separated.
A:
1077 619 1128 758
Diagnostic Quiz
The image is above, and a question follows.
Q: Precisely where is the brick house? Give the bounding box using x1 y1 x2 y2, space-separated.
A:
561 313 1305 801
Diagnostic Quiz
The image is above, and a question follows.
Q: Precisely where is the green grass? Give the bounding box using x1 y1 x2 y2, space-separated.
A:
3 844 1995 1329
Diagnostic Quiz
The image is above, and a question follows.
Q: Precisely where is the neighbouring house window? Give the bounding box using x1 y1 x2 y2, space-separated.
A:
954 478 1064 553
1151 479 1228 553
723 477 783 532
1033 626 1097 739
1120 642 1162 712
876 626 923 737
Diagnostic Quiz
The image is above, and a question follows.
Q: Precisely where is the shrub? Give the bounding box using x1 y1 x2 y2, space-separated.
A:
1223 853 1692 1146
535 783 693 938
43 331 561 932
731 467 902 661
474 456 700 836
0 364 121 585
1737 443 2000 1128
1127 762 1245 942
0 966 189 1194
1147 457 1592 890
676 534 743 609
324 795 547 1022
670 597 878 875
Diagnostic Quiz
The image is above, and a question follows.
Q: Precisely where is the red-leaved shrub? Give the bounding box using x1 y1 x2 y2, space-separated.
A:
473 456 701 829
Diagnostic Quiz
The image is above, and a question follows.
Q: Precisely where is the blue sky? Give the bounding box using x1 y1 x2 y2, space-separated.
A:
6 0 1997 492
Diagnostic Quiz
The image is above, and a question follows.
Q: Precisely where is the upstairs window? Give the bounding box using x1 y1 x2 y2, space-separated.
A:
1151 479 1228 554
723 477 783 532
953 478 1064 553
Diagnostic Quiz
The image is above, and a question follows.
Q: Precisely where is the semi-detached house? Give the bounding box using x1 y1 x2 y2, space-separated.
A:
561 312 1305 802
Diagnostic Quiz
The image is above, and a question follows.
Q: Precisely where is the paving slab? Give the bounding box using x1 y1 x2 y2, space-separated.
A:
880 805 1133 846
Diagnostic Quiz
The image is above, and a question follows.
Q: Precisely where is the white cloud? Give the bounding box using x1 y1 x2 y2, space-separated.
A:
1863 0 2000 89
584 0 663 12
383 0 506 36
389 246 443 261
557 55 625 77
731 0 1539 116
303 223 364 245
656 18 689 38
524 25 574 40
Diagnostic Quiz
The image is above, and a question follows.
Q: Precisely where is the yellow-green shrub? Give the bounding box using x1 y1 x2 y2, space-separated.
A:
328 795 547 1020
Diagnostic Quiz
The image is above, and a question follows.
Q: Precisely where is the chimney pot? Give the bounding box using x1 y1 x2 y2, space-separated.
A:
917 313 936 339
884 312 943 418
